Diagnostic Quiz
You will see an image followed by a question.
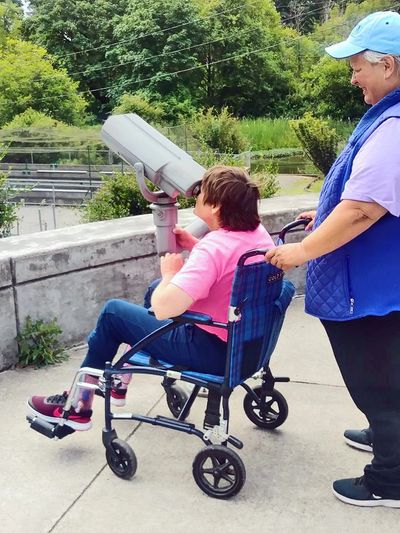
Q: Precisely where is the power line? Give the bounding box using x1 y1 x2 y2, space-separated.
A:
2 3 399 111
50 1 259 60
66 1 331 79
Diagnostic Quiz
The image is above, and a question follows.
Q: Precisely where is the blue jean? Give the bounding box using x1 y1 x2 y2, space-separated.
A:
81 296 227 375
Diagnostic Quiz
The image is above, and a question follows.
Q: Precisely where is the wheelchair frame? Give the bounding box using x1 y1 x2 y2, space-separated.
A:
27 219 309 499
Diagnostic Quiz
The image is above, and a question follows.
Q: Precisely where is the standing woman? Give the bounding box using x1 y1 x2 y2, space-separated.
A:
266 11 400 507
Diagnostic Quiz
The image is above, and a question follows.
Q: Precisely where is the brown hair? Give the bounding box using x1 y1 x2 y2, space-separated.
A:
201 165 260 231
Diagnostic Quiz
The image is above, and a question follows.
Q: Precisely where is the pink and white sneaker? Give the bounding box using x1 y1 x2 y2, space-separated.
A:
27 391 92 431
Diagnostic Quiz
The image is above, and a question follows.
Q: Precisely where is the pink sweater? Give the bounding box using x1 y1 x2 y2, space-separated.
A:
171 224 274 341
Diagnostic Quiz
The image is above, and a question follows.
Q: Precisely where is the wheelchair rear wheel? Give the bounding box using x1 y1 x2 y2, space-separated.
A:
106 438 137 480
243 386 288 429
192 445 246 499
166 383 190 420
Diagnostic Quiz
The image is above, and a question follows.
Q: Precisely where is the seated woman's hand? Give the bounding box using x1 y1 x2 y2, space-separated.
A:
160 253 184 277
173 227 199 251
296 210 316 231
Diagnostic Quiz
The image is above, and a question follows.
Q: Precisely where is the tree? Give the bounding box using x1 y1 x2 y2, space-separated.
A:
23 0 129 116
189 107 249 153
311 0 394 47
108 0 206 107
304 55 366 120
290 112 339 176
0 0 23 43
112 92 165 123
0 38 88 126
275 0 322 33
194 0 294 116
82 172 151 222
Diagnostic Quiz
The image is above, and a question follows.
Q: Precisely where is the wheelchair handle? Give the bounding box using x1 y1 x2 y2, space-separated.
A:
237 249 268 266
277 218 311 244
237 218 312 266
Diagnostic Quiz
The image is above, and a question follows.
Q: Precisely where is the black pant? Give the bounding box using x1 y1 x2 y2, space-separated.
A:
321 312 400 498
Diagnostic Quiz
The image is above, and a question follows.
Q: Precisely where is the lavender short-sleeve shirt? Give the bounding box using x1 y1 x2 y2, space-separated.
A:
341 117 400 216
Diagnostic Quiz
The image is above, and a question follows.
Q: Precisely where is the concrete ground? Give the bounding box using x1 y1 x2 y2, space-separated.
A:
1 297 398 533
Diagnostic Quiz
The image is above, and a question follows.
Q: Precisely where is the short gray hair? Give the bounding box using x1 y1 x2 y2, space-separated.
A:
363 50 400 73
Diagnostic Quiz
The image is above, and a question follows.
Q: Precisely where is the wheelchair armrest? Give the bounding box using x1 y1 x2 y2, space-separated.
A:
147 308 213 325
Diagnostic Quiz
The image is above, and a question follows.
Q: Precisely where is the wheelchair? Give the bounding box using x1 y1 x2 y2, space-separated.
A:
27 219 307 499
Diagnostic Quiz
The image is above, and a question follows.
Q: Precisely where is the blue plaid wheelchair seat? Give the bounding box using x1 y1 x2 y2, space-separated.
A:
127 251 295 388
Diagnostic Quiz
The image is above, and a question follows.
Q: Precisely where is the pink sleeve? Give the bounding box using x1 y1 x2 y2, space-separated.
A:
170 240 218 302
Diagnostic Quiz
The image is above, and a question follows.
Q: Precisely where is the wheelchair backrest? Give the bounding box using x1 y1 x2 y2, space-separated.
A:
226 251 295 388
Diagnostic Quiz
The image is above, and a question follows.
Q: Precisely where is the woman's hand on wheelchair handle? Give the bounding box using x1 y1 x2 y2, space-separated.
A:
265 243 308 271
296 210 316 231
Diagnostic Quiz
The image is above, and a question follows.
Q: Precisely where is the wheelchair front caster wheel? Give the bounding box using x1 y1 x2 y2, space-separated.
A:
106 438 137 480
192 445 246 499
243 386 288 429
166 384 190 420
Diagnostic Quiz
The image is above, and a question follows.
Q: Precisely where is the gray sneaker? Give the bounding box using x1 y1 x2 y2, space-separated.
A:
344 428 373 452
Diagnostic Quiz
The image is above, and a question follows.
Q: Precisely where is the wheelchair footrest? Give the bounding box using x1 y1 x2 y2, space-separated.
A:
27 415 76 440
274 376 290 383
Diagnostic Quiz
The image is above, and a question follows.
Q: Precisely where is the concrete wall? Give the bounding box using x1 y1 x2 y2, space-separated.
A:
0 194 318 371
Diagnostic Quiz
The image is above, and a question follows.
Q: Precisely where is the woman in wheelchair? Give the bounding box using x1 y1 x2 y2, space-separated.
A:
27 165 275 432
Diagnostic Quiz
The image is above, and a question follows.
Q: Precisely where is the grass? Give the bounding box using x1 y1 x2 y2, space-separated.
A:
239 117 355 152
239 118 300 151
280 177 323 195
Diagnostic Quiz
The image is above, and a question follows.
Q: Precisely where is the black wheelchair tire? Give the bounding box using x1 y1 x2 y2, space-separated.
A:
192 445 246 499
166 383 190 420
243 386 288 429
106 438 137 480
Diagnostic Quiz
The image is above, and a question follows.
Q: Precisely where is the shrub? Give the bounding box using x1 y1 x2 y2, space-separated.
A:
178 153 278 209
17 316 67 368
113 92 164 123
160 94 197 124
290 113 339 177
253 159 280 199
82 172 151 222
0 172 19 238
189 107 249 154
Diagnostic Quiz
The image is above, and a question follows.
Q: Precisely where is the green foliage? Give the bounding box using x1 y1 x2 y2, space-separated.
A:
0 0 23 43
107 0 205 106
3 108 65 129
290 112 339 177
82 172 151 222
23 0 129 117
303 56 366 120
189 108 249 153
253 159 280 198
195 0 293 116
311 0 393 48
0 172 18 237
159 94 197 124
17 316 67 368
0 38 88 126
21 0 297 120
113 92 165 123
239 118 301 151
193 150 244 169
0 109 103 164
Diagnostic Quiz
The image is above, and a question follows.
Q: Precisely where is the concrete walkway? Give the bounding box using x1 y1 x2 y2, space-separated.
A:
1 297 398 533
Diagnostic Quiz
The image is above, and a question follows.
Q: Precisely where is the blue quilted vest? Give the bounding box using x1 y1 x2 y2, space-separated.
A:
305 87 400 321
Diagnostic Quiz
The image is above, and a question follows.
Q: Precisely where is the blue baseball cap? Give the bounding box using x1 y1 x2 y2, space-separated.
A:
325 11 400 59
